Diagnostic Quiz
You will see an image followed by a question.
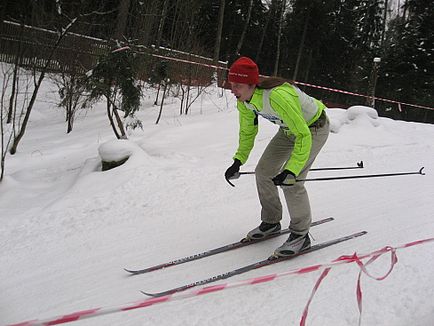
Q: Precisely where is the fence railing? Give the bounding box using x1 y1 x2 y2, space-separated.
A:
0 20 227 86
1 20 432 123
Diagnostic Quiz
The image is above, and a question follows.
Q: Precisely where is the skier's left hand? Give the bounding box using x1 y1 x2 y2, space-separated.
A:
272 170 296 186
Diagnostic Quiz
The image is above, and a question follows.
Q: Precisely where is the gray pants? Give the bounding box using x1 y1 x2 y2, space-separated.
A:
254 115 330 235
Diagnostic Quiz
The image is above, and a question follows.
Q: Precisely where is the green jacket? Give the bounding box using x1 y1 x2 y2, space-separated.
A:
233 82 326 176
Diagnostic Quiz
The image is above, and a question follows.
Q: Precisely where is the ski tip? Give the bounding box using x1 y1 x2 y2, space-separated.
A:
124 268 135 274
124 268 143 275
358 161 364 168
141 291 161 297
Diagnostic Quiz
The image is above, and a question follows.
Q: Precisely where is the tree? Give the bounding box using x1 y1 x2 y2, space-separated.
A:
273 0 287 76
148 60 169 124
114 0 131 41
52 70 88 134
0 64 15 180
129 0 159 47
156 0 170 48
214 0 226 63
377 0 434 120
282 0 342 83
6 21 24 124
351 0 385 93
9 13 80 154
235 0 254 56
84 46 142 138
255 1 274 62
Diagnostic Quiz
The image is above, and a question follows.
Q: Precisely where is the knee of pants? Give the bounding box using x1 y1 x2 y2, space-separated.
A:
283 181 307 196
255 162 277 179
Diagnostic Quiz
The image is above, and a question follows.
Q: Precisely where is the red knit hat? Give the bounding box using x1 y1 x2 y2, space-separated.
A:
228 57 259 85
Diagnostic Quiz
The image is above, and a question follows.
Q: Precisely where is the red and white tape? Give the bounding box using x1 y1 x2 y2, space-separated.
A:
134 50 434 112
7 237 434 326
294 81 434 111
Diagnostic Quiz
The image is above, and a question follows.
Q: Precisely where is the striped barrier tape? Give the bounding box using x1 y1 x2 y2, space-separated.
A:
294 81 434 111
127 49 434 112
7 237 434 326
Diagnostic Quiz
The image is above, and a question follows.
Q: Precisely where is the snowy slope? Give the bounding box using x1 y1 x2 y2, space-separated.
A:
1 81 434 326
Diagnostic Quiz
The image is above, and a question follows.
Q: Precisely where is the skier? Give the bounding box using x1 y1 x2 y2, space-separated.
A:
224 56 330 257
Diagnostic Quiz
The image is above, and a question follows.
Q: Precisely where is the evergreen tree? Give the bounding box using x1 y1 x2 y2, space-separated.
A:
351 0 385 93
195 0 267 64
323 0 363 89
377 0 434 121
84 47 141 138
280 1 356 86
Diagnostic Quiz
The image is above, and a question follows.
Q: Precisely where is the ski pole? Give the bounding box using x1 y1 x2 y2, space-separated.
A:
238 161 364 176
309 160 364 171
290 167 425 184
226 161 364 187
227 167 425 187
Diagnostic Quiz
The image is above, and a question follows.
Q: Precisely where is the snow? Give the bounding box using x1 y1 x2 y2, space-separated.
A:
98 139 146 163
1 79 434 326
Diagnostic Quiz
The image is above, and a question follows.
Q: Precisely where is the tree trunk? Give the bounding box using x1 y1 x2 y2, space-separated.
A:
179 84 185 115
185 56 192 115
213 0 226 63
0 152 4 181
7 22 24 124
381 0 389 47
9 17 77 154
106 98 120 139
156 0 170 48
66 97 72 133
235 0 254 56
112 105 127 139
114 0 131 41
155 81 168 124
1 75 6 181
154 82 161 105
185 84 191 115
303 48 313 82
293 9 310 80
402 0 408 18
273 0 286 76
137 2 158 46
170 0 181 46
9 70 45 154
255 3 273 62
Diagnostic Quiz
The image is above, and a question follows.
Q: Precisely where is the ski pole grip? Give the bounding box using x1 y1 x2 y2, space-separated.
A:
225 177 236 187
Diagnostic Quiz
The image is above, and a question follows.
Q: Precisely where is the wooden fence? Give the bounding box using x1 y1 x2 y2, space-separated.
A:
0 20 227 86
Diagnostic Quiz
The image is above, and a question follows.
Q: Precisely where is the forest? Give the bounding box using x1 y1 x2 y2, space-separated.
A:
0 0 433 143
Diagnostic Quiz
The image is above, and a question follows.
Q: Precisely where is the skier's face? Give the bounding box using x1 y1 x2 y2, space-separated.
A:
230 82 255 102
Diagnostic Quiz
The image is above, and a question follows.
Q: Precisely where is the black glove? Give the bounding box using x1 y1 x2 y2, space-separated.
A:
272 170 296 186
225 159 242 181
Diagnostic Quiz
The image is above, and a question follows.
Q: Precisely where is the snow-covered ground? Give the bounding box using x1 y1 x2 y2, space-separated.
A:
1 80 434 326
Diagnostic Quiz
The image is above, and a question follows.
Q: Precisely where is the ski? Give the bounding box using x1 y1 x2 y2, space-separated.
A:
125 217 334 275
141 231 367 297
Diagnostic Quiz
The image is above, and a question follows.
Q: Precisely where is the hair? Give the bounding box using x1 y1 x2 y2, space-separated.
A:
256 77 295 89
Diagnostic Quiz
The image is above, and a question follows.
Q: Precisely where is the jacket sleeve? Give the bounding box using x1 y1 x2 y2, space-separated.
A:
233 102 259 164
269 89 312 176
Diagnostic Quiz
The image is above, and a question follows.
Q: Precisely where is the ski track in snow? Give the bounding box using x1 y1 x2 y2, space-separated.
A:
1 82 434 326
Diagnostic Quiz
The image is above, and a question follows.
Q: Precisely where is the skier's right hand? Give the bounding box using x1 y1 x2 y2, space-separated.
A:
225 159 242 181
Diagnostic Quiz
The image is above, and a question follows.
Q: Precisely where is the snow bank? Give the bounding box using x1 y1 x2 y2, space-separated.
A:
65 139 154 197
328 105 380 133
98 139 146 164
